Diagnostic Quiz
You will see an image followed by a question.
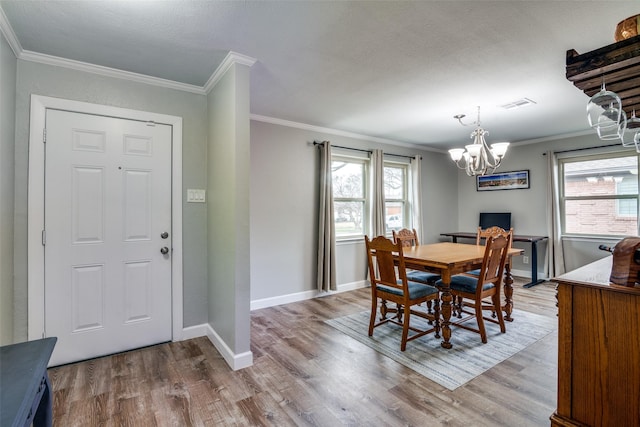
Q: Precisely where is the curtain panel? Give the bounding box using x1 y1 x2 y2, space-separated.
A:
317 141 337 292
545 150 566 277
410 155 423 243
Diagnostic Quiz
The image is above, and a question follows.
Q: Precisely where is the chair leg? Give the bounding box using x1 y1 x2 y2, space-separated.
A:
492 294 506 333
368 298 377 336
400 303 411 351
426 300 433 314
475 299 487 343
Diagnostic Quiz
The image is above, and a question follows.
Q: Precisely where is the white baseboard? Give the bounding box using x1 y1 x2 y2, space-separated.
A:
181 323 208 340
510 268 531 279
179 323 253 371
205 324 253 370
250 280 368 311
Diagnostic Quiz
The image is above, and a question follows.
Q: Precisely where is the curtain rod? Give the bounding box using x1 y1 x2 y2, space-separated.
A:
542 143 622 155
312 141 421 160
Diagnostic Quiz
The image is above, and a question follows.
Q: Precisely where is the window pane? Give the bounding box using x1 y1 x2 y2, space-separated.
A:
332 161 364 198
334 201 364 236
565 199 637 235
385 202 404 232
564 157 638 197
384 166 404 199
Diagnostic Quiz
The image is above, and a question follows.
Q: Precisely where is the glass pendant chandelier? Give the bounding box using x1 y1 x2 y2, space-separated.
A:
586 78 640 152
448 106 509 176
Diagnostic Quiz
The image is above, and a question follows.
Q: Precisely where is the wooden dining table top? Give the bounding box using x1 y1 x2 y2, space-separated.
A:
401 242 523 271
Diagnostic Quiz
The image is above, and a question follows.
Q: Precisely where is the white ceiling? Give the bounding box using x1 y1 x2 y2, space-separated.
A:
1 1 639 151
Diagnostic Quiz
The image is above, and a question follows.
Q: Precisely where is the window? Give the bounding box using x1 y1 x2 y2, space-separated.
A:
332 156 367 238
384 163 408 233
560 152 639 236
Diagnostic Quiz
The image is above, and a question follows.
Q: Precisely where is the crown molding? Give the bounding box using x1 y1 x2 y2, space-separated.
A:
203 51 257 94
250 114 443 153
0 5 22 57
19 50 206 94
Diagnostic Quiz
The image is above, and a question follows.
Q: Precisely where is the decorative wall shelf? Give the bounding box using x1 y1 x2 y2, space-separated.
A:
566 34 640 116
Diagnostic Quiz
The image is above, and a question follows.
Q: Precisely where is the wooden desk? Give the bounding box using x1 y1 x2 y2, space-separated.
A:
0 337 57 427
402 242 523 349
440 232 548 287
551 257 640 426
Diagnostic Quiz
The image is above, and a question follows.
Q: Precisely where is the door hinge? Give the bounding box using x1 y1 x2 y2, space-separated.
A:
43 128 47 143
42 230 46 246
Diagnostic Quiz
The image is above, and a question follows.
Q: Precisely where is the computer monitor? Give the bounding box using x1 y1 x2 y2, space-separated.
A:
479 212 511 231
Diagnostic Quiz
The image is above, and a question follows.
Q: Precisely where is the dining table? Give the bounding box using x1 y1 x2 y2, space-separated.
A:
401 242 524 349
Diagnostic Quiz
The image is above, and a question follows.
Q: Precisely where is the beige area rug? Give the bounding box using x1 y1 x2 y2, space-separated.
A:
325 307 556 391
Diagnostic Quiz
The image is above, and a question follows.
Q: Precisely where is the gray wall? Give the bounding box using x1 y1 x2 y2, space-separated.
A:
0 32 16 345
12 60 209 341
249 120 458 300
454 132 624 274
207 63 251 354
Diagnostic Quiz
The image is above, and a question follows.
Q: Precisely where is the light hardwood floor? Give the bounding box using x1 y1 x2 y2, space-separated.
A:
49 278 558 426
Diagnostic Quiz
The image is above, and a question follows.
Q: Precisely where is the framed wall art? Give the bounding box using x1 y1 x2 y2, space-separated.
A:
476 170 530 191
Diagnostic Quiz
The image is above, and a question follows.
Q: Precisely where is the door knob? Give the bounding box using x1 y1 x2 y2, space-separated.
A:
161 232 169 239
160 247 169 255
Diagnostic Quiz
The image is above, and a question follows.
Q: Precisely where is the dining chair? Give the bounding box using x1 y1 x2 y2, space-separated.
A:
435 230 512 343
392 228 441 286
365 235 441 351
464 226 513 277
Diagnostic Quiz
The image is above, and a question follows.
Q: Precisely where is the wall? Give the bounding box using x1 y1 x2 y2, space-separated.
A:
455 131 625 275
206 63 251 359
13 60 209 341
0 32 16 345
249 120 458 304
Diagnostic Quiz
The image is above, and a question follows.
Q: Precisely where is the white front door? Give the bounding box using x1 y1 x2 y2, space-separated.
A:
44 109 172 366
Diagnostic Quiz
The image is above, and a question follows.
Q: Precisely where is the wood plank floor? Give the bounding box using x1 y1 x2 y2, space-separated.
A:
49 278 558 426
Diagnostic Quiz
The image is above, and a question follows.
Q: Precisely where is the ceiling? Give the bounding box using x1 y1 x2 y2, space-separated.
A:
1 1 639 151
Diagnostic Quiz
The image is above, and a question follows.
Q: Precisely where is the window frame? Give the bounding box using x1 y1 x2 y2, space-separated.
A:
383 160 410 235
332 154 369 241
559 150 640 238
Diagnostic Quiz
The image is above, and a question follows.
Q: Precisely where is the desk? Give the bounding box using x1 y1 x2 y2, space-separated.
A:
402 242 523 349
440 232 548 288
1 337 57 427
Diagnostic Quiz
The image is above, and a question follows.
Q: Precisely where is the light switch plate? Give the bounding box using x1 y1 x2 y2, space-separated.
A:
187 189 206 203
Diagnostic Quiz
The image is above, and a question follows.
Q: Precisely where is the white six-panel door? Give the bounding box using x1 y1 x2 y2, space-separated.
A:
44 109 172 366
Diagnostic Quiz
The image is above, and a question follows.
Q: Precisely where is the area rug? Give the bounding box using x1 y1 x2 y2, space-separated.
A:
325 308 556 390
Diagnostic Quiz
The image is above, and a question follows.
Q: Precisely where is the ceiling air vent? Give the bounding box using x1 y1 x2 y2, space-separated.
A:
500 98 537 110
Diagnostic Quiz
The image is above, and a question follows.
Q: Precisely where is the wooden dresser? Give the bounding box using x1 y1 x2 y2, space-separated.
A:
551 256 640 426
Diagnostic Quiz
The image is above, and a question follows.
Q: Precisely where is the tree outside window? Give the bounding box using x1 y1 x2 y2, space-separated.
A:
332 158 366 238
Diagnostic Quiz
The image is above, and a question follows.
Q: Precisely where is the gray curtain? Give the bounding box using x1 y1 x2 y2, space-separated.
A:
545 150 566 277
317 141 336 292
409 155 423 243
370 149 386 237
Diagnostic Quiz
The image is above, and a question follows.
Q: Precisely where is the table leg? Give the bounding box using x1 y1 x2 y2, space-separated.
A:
440 272 453 349
33 374 53 427
503 263 514 322
523 240 545 288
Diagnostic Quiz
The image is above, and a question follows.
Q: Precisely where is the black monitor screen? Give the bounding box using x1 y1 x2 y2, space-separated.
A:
479 212 511 230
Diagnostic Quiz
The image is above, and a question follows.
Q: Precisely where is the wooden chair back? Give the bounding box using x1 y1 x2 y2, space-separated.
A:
365 235 407 294
476 226 513 247
392 228 419 247
477 231 512 288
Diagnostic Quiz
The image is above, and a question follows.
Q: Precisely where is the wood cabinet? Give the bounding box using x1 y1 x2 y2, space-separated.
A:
551 256 640 426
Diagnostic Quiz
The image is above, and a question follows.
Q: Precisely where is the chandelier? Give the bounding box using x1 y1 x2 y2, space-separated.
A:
587 79 640 150
448 106 510 176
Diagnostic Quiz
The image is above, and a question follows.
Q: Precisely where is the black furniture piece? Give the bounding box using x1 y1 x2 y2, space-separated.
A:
440 232 548 288
1 337 57 427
